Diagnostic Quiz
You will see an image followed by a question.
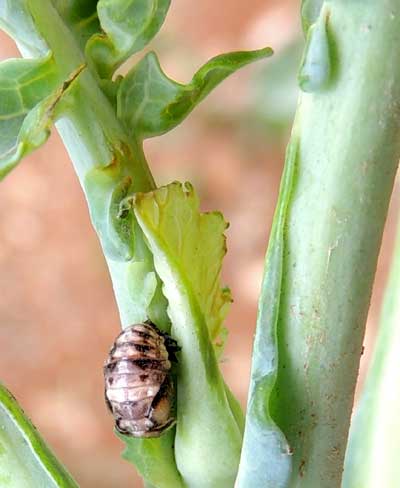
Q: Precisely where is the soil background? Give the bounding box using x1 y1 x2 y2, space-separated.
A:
0 1 398 486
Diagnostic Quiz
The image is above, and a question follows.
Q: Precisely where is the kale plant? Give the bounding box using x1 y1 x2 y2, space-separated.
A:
1 1 400 487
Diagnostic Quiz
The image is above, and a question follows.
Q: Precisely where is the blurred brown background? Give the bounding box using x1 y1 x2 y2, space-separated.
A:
0 1 398 486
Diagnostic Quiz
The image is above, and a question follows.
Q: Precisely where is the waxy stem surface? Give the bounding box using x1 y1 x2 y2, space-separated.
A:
269 2 400 486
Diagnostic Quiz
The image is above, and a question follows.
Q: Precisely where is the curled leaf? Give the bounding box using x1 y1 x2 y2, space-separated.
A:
86 0 171 78
118 48 273 140
134 181 232 344
134 182 242 487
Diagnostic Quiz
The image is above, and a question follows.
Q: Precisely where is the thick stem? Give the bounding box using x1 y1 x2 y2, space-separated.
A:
270 2 400 486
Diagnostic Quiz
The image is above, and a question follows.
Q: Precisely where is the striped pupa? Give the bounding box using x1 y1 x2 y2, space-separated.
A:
104 322 180 437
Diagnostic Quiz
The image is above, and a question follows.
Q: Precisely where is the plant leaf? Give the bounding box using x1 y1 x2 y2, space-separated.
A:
0 383 78 487
0 0 49 57
236 141 296 487
86 0 171 79
117 48 273 140
0 57 85 180
134 182 243 488
135 181 232 344
0 55 60 178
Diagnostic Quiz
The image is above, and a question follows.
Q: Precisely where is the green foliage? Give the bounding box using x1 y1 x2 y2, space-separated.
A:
118 48 273 140
134 182 232 347
0 54 59 176
86 0 171 78
133 182 242 487
0 383 78 488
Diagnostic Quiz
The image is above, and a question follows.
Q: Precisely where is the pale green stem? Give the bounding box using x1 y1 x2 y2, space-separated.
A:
268 2 400 487
27 0 156 326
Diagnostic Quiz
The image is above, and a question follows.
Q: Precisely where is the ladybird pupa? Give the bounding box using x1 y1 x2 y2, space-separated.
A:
104 322 180 437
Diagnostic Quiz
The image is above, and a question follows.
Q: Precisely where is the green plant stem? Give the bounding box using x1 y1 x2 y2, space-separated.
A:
268 2 400 487
27 0 155 325
343 212 400 487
